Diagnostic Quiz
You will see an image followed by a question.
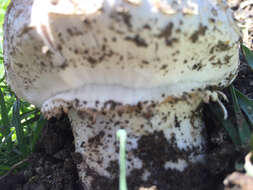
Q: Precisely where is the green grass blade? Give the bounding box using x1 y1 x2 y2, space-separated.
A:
12 99 26 155
0 87 12 148
230 86 251 146
235 88 253 127
21 116 39 127
0 131 13 150
230 86 240 113
238 121 251 146
250 134 253 152
0 165 10 175
242 45 253 71
0 74 5 84
20 109 39 120
31 116 45 152
0 165 10 171
208 103 241 146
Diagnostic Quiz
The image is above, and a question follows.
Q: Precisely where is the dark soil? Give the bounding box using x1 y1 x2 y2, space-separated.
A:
0 117 83 190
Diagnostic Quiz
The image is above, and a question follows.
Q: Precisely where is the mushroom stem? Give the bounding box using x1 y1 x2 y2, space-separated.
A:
68 93 206 189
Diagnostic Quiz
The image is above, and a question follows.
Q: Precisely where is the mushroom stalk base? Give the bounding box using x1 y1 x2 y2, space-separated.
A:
69 95 206 189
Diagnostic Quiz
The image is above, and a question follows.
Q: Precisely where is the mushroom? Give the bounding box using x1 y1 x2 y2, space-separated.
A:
3 0 240 189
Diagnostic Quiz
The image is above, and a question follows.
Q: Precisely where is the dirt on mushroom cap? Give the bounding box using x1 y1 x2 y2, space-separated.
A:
3 0 240 119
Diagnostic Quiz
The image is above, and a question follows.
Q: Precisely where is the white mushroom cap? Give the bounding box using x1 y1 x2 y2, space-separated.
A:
4 0 240 117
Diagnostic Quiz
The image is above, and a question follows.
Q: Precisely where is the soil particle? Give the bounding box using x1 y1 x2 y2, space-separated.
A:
190 24 207 43
133 131 194 164
85 159 220 190
0 116 83 190
205 143 236 175
0 172 26 190
125 35 148 47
